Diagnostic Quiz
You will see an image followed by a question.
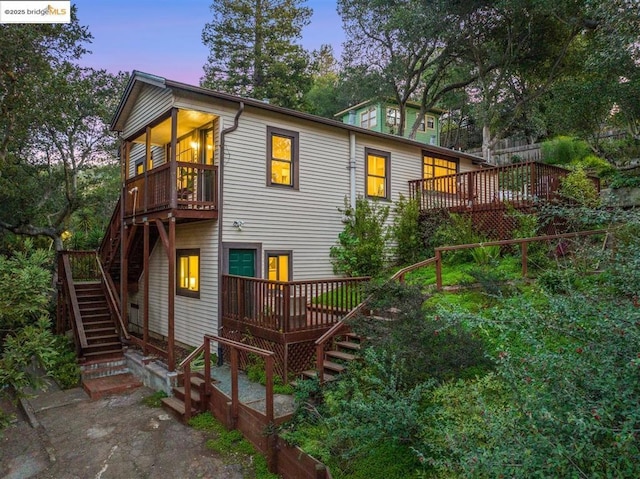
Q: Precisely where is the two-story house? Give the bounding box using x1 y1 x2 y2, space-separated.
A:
335 100 442 146
60 71 488 380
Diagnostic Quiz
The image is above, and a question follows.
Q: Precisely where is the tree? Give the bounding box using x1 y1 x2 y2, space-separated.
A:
201 0 313 109
303 44 352 118
338 0 483 139
0 66 126 254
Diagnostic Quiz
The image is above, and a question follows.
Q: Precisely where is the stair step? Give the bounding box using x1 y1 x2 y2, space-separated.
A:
83 320 114 329
85 334 120 343
190 376 206 388
323 360 346 374
326 350 357 362
161 396 197 418
336 341 361 351
173 386 202 403
344 332 362 341
79 306 110 314
82 373 141 400
301 370 336 382
83 349 124 361
84 326 117 335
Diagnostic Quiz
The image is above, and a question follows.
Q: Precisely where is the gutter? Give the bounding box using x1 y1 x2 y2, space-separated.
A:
216 102 244 362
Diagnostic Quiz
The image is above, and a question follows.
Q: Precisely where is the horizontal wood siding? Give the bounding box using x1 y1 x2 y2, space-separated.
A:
222 107 350 280
122 87 173 140
134 221 219 348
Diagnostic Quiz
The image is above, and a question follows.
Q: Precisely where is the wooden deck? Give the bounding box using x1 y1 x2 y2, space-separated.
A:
124 162 218 223
408 161 600 212
221 275 370 378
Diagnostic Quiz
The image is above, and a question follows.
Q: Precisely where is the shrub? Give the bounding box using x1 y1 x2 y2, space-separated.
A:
330 196 390 277
432 214 486 264
541 136 590 165
392 194 428 265
558 167 601 207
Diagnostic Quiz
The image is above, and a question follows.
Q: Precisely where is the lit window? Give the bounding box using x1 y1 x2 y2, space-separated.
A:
177 249 200 298
267 126 298 188
366 148 390 199
386 108 400 126
360 107 377 129
135 161 144 176
267 252 290 282
423 155 457 193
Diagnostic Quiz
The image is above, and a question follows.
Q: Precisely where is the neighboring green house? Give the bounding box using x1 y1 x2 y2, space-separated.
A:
335 100 442 146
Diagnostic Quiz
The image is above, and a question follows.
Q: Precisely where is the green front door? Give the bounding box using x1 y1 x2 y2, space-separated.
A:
228 249 256 277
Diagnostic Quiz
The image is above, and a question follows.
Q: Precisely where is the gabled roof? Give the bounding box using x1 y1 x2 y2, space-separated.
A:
111 71 485 165
333 99 445 118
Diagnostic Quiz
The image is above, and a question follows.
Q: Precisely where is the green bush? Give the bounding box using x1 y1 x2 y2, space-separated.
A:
432 214 486 264
541 136 590 165
559 167 601 207
330 197 390 277
392 194 428 265
245 354 293 395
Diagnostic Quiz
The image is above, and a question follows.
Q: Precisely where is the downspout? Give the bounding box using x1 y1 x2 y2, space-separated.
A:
217 102 244 363
349 131 356 209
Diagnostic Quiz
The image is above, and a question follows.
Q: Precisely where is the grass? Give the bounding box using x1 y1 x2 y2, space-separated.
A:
188 412 278 479
311 285 364 309
140 390 168 408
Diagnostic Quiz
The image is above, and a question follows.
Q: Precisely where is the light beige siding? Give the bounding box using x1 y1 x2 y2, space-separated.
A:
122 87 173 139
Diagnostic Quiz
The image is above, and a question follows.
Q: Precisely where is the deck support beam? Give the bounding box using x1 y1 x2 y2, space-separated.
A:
143 220 150 355
167 217 176 371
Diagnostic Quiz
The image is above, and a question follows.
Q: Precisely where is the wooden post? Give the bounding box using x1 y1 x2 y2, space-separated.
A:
121 224 129 331
144 126 151 212
231 347 239 428
170 108 178 210
315 344 324 384
521 241 528 278
184 362 192 422
265 355 274 424
168 217 176 372
267 433 279 475
204 336 211 404
435 249 443 290
143 220 149 355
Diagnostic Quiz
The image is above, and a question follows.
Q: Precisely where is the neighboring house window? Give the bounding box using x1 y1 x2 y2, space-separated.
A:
267 126 299 188
386 107 400 126
423 154 458 193
366 148 390 199
177 249 200 298
266 251 291 282
417 114 426 132
360 107 377 129
426 115 436 129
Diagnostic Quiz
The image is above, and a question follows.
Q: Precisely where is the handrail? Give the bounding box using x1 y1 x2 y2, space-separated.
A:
314 228 609 383
95 252 129 340
61 254 88 349
180 334 276 423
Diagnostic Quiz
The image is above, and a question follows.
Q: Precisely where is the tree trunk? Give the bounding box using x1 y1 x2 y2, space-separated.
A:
482 124 493 163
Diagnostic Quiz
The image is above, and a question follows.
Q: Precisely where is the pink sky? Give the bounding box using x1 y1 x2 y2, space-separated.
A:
75 0 344 85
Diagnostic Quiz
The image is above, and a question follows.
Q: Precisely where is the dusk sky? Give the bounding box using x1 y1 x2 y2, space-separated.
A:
75 0 345 85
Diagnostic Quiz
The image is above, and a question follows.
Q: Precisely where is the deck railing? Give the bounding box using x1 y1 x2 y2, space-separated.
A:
124 162 218 218
408 161 600 211
221 275 370 333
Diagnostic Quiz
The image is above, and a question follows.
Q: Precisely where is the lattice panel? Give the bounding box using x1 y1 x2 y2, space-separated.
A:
221 330 286 379
286 341 317 376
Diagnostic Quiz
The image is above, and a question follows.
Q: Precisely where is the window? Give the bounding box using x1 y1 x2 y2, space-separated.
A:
266 251 291 282
423 154 458 192
366 148 390 199
417 114 426 132
267 126 299 188
135 161 144 176
360 107 377 129
176 249 200 298
386 108 400 126
426 115 435 129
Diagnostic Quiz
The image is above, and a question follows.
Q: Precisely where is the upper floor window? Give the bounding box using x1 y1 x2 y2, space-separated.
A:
386 108 400 127
360 107 377 129
177 249 200 298
426 115 436 129
417 114 426 132
366 148 390 200
267 126 299 188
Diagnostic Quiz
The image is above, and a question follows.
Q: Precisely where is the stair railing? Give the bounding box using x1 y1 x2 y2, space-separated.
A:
95 252 130 341
179 343 206 421
59 253 88 355
314 257 438 383
99 196 121 269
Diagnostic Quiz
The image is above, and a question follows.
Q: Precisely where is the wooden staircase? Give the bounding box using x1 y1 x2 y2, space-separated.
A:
301 332 364 382
75 282 124 361
161 372 209 422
